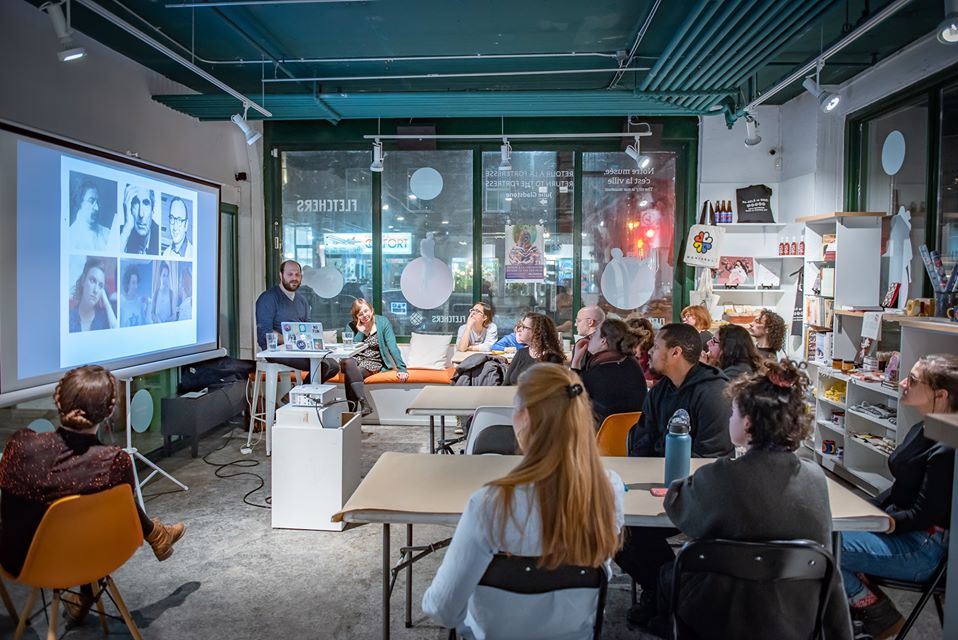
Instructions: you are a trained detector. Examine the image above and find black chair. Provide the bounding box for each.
[448,554,608,639]
[867,553,947,639]
[671,539,834,640]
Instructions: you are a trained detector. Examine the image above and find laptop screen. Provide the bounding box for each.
[281,322,324,351]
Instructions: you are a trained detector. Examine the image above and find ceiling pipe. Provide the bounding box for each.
[638,0,711,92]
[643,0,727,93]
[262,66,652,84]
[74,0,272,117]
[608,0,662,89]
[167,0,371,5]
[361,131,653,141]
[684,0,829,111]
[741,0,915,115]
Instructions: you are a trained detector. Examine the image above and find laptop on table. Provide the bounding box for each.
[281,322,325,352]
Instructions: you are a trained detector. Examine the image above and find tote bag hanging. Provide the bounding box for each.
[683,201,724,269]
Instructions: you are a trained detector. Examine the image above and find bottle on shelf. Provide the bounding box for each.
[778,236,785,256]
[799,237,805,256]
[725,200,734,223]
[791,237,798,255]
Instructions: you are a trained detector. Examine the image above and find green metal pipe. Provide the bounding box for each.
[682,0,831,111]
[652,0,752,93]
[642,0,728,92]
[639,0,713,92]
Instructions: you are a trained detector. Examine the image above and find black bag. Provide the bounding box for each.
[735,184,774,223]
[178,356,255,393]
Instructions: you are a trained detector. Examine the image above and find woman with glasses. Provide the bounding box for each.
[503,313,565,386]
[702,324,765,380]
[456,302,498,352]
[839,354,956,639]
[423,363,623,639]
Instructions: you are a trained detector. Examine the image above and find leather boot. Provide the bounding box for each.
[145,518,185,561]
[62,590,94,623]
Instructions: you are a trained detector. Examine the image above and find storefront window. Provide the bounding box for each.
[381,150,473,336]
[582,151,676,326]
[862,101,928,300]
[280,151,373,333]
[939,84,958,272]
[481,151,574,337]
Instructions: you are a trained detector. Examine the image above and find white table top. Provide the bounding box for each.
[405,386,517,416]
[335,452,893,533]
[256,343,366,360]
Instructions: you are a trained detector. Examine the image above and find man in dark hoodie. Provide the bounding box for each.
[618,322,733,629]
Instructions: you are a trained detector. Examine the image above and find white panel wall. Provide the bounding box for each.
[0,0,266,358]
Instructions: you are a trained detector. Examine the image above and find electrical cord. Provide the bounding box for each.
[201,422,271,509]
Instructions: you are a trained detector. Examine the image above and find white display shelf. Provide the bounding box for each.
[754,254,806,259]
[817,420,845,435]
[847,435,893,459]
[848,377,900,399]
[818,396,846,410]
[846,407,897,432]
[819,368,850,382]
[714,288,786,294]
[717,223,787,231]
[848,469,893,494]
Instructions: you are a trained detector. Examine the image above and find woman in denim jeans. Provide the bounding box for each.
[841,354,956,640]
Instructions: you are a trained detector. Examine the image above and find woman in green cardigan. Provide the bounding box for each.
[342,298,408,414]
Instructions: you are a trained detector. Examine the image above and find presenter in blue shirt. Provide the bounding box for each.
[254,260,340,382]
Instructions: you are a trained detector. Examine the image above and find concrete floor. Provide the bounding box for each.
[0,422,944,639]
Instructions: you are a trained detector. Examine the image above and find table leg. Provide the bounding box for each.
[383,523,391,640]
[440,415,446,450]
[405,524,413,628]
[309,357,320,385]
[429,416,436,455]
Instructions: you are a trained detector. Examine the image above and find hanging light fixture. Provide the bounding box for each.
[499,137,512,171]
[939,0,958,43]
[41,1,86,62]
[230,104,261,145]
[743,115,762,147]
[802,76,841,113]
[624,135,651,169]
[370,139,384,172]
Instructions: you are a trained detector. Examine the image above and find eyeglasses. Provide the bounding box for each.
[469,308,484,315]
[708,337,719,346]
[906,372,926,386]
[519,324,533,331]
[170,215,187,226]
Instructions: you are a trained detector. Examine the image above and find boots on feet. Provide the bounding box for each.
[145,518,185,561]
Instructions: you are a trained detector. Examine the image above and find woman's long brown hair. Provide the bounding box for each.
[487,363,621,569]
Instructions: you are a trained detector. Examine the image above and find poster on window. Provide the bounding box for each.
[505,224,545,282]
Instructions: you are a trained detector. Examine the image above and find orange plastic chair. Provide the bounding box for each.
[1,484,145,640]
[596,411,642,457]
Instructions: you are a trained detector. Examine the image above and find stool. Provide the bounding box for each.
[246,361,303,455]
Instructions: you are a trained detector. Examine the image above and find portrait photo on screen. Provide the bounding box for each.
[68,171,117,252]
[121,184,160,255]
[118,259,152,328]
[150,259,177,324]
[68,255,118,333]
[161,194,194,258]
[177,262,192,321]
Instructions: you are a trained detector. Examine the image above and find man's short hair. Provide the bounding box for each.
[169,197,189,221]
[657,322,703,365]
[582,305,606,323]
[279,259,301,274]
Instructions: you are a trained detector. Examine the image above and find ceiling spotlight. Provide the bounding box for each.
[939,0,958,43]
[802,76,841,113]
[624,136,651,169]
[230,107,261,146]
[370,139,384,172]
[42,1,86,62]
[499,138,512,171]
[744,115,762,147]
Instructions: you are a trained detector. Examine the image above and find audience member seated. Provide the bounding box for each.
[457,302,498,352]
[569,305,605,370]
[703,324,765,380]
[659,361,853,639]
[489,319,526,352]
[504,313,565,386]
[618,322,732,629]
[681,303,713,346]
[254,259,340,380]
[0,365,184,622]
[840,354,956,640]
[749,309,786,360]
[422,363,624,639]
[574,318,648,428]
[626,316,657,383]
[341,298,408,415]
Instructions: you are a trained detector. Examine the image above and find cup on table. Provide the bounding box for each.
[265,332,278,351]
[342,329,354,346]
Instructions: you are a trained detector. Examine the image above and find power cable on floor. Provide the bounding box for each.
[201,421,271,509]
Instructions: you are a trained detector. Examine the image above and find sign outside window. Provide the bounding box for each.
[323,232,412,255]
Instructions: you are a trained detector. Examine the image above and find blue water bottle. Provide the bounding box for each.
[664,409,692,486]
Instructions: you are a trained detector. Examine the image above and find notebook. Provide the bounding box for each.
[281,322,325,352]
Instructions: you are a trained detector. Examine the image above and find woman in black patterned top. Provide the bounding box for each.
[504,313,565,386]
[339,299,408,415]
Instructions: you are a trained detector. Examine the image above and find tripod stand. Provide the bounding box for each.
[122,379,187,509]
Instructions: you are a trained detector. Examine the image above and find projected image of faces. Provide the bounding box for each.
[177,262,192,321]
[121,184,159,255]
[150,260,178,324]
[68,256,118,333]
[161,195,193,259]
[68,172,117,252]
[118,259,152,328]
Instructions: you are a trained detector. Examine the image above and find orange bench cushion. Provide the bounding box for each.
[325,368,454,385]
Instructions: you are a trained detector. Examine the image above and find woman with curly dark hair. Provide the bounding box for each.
[749,309,786,359]
[574,319,648,427]
[653,361,853,639]
[0,365,185,622]
[626,316,657,382]
[504,313,565,386]
[703,324,765,380]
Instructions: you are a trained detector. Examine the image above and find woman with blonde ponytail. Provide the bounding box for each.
[423,363,624,639]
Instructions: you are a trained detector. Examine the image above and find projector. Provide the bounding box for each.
[289,383,338,408]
